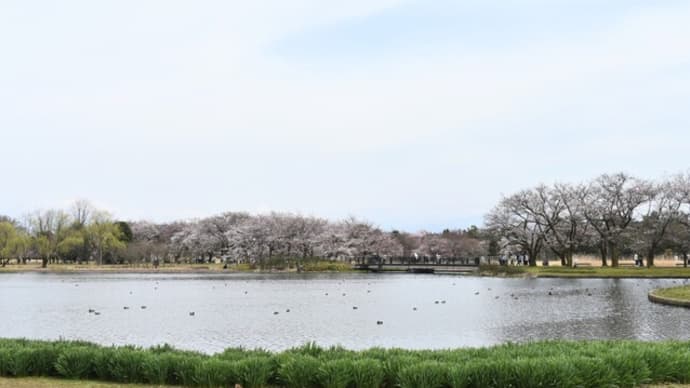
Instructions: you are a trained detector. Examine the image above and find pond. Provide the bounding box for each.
[1,272,689,353]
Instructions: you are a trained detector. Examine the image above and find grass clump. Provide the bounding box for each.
[350,359,385,388]
[301,260,352,272]
[316,359,352,388]
[397,360,448,388]
[277,355,321,388]
[478,264,526,276]
[236,356,274,388]
[193,358,238,387]
[55,346,97,379]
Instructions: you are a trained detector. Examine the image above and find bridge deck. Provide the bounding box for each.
[353,263,478,273]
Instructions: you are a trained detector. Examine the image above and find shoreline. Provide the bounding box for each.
[4,264,690,279]
[0,263,351,275]
[648,285,690,307]
[478,264,690,279]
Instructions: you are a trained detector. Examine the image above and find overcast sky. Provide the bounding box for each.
[2,0,689,232]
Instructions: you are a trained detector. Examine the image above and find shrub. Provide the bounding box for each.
[140,353,171,385]
[397,361,449,388]
[218,347,271,362]
[382,355,418,387]
[351,358,385,388]
[193,358,239,387]
[107,348,149,383]
[28,344,62,376]
[55,346,97,379]
[317,358,353,388]
[5,338,690,387]
[278,355,321,388]
[568,357,618,388]
[92,348,116,381]
[169,354,204,386]
[236,356,274,388]
[508,357,578,388]
[603,350,651,387]
[0,347,15,376]
[479,264,526,275]
[288,342,324,358]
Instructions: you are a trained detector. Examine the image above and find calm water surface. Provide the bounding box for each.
[1,272,690,353]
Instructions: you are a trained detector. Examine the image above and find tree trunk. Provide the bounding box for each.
[646,250,655,268]
[41,257,48,268]
[684,252,688,268]
[608,241,619,267]
[599,242,608,267]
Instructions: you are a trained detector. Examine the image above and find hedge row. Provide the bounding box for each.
[1,338,690,387]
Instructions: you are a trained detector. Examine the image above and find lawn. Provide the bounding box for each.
[653,285,690,299]
[524,266,690,278]
[0,377,171,387]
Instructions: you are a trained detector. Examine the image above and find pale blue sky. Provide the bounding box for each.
[1,1,689,232]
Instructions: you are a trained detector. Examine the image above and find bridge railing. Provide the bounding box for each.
[359,256,496,267]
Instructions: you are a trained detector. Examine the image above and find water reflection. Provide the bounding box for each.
[0,272,689,353]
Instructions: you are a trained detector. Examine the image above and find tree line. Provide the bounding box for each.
[486,172,690,267]
[4,171,687,269]
[0,200,127,268]
[123,214,484,268]
[0,201,484,268]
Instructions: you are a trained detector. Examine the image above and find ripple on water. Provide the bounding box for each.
[0,273,688,353]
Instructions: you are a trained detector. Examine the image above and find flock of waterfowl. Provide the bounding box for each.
[80,277,688,327]
[82,280,465,326]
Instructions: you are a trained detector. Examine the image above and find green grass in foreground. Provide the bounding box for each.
[3,339,690,387]
[0,377,172,387]
[12,381,686,388]
[653,285,690,300]
[5,378,682,388]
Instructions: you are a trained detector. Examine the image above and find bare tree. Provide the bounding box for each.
[27,209,71,267]
[630,176,687,266]
[582,173,653,267]
[70,199,94,228]
[486,191,545,266]
[536,184,590,267]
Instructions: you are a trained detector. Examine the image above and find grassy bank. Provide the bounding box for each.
[528,266,690,278]
[479,264,690,278]
[2,339,690,387]
[652,285,690,300]
[648,285,690,308]
[0,260,352,274]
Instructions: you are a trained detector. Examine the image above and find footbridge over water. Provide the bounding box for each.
[352,262,479,274]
